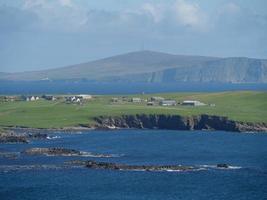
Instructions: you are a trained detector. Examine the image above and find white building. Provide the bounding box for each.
[151,96,165,102]
[131,98,142,103]
[27,96,39,101]
[78,94,92,100]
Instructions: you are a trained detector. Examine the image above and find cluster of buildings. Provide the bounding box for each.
[22,96,40,101]
[1,93,211,107]
[110,96,208,107]
[65,94,92,103]
[1,94,93,104]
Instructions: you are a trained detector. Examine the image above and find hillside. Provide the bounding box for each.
[1,51,266,83]
[0,91,266,129]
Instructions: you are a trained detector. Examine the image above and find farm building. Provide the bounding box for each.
[111,98,119,103]
[78,94,92,100]
[147,101,155,106]
[131,98,142,103]
[42,95,56,101]
[24,96,39,101]
[65,96,82,103]
[3,96,18,102]
[151,96,165,102]
[182,100,205,106]
[160,100,177,106]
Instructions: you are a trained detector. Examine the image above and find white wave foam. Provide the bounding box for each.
[46,136,61,140]
[199,164,242,170]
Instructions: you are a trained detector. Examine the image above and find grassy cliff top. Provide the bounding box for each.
[0,91,266,129]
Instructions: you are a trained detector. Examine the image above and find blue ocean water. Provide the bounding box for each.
[0,81,266,94]
[0,130,267,200]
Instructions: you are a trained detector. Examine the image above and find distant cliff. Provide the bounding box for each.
[93,114,267,132]
[1,51,266,83]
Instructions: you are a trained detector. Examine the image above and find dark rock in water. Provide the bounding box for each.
[0,131,48,143]
[23,147,113,157]
[0,132,28,143]
[23,148,82,156]
[27,132,48,139]
[0,152,19,159]
[70,160,197,172]
[217,164,229,168]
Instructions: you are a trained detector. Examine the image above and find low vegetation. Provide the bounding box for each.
[0,91,266,129]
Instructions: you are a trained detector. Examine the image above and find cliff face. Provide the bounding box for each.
[94,114,267,132]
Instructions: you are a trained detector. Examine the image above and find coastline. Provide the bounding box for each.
[1,114,267,134]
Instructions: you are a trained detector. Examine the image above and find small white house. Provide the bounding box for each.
[71,96,76,102]
[27,96,39,101]
[65,96,82,103]
[182,100,205,106]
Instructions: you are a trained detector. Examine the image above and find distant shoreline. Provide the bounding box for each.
[1,81,267,95]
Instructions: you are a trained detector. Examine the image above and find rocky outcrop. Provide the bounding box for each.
[23,147,114,157]
[27,132,48,139]
[94,114,267,132]
[217,164,229,168]
[0,131,48,143]
[0,131,28,143]
[69,160,197,172]
[23,148,82,156]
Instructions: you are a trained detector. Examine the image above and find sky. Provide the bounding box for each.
[0,0,266,72]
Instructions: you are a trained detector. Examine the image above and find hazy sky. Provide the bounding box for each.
[0,0,267,72]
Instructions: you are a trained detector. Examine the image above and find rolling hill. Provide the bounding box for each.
[1,51,266,83]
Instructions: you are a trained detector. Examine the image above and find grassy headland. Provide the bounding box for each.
[0,91,266,129]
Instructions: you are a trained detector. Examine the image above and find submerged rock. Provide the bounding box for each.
[0,152,19,159]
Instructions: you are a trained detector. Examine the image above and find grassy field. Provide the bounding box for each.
[0,91,266,129]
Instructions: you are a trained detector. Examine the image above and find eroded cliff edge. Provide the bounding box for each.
[93,114,267,132]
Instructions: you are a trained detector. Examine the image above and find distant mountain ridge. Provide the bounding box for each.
[1,51,266,83]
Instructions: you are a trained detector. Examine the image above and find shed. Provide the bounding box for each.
[160,100,177,106]
[182,100,205,106]
[131,98,142,103]
[151,96,165,102]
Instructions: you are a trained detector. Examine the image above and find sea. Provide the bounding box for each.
[0,81,266,94]
[0,130,267,200]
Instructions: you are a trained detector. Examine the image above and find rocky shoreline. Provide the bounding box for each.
[93,114,267,132]
[1,114,266,136]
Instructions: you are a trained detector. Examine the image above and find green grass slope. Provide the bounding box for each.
[0,91,266,129]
